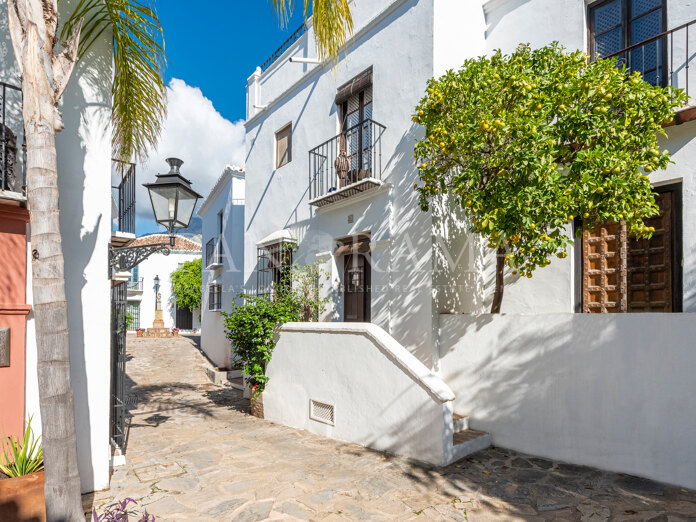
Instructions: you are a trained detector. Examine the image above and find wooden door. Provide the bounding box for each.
[176,307,193,330]
[582,221,627,313]
[627,190,674,312]
[344,254,371,322]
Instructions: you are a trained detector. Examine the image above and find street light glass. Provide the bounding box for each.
[143,158,202,233]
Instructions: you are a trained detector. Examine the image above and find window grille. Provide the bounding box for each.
[256,241,294,298]
[209,284,222,311]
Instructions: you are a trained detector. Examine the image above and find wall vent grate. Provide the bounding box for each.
[309,399,335,426]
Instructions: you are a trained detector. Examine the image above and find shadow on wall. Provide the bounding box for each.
[438,313,696,487]
[484,0,532,40]
[56,20,112,491]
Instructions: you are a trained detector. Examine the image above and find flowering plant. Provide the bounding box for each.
[92,498,154,521]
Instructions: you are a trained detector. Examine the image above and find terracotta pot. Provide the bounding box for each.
[136,330,144,337]
[173,330,179,336]
[250,387,264,419]
[0,471,46,522]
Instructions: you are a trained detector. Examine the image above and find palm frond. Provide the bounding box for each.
[269,0,353,65]
[61,0,166,163]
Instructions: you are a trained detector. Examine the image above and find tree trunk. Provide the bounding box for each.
[490,246,505,313]
[8,1,84,519]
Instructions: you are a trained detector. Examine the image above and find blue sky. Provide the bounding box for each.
[157,1,308,122]
[133,2,308,236]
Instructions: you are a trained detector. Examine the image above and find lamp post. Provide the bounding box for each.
[109,158,202,274]
[153,274,160,303]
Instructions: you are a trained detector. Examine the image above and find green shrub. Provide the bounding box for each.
[222,262,328,393]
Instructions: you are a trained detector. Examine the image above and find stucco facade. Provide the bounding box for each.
[198,166,245,369]
[244,0,696,488]
[1,0,114,493]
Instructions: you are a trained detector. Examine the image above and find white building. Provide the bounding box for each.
[0,0,114,493]
[243,0,696,488]
[198,166,245,369]
[126,234,202,331]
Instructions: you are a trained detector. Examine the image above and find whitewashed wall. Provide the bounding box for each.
[245,0,439,366]
[199,168,245,369]
[266,323,456,466]
[439,313,696,489]
[136,246,202,330]
[1,0,114,493]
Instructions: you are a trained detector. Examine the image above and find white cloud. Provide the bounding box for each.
[135,78,245,233]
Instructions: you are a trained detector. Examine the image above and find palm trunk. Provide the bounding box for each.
[26,121,83,522]
[8,1,84,519]
[490,246,505,313]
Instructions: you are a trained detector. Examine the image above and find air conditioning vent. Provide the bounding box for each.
[309,399,335,426]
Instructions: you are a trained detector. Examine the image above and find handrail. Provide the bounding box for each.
[308,118,387,204]
[595,18,695,101]
[261,23,308,72]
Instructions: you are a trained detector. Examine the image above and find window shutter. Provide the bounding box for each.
[276,124,292,168]
[628,191,673,312]
[582,221,627,313]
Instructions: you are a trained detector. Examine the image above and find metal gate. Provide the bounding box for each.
[110,281,127,452]
[176,306,193,330]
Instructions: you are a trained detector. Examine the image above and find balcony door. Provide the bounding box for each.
[589,0,666,86]
[338,77,373,186]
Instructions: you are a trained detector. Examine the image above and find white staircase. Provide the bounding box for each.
[444,413,492,465]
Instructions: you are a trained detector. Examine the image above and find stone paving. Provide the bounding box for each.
[84,335,696,521]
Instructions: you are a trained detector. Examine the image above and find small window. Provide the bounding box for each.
[256,241,294,298]
[208,284,222,311]
[275,123,292,169]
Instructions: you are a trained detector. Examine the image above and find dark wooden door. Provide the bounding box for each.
[628,190,675,312]
[176,306,193,329]
[344,254,370,322]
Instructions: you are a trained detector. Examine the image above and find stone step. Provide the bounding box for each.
[453,413,469,433]
[449,429,492,463]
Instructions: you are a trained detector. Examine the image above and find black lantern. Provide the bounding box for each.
[154,275,160,294]
[143,158,202,244]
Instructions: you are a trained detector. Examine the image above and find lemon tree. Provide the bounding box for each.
[413,43,686,312]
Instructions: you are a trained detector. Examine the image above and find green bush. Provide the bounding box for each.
[222,262,328,393]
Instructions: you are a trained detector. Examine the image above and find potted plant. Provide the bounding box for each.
[136,328,145,337]
[0,418,46,522]
[171,327,180,336]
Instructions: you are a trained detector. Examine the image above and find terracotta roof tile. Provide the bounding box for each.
[130,234,202,252]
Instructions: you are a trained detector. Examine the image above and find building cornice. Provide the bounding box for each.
[197,165,244,217]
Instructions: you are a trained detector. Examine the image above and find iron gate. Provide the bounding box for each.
[110,281,127,452]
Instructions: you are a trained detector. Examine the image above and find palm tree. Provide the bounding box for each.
[6,0,352,519]
[7,1,165,519]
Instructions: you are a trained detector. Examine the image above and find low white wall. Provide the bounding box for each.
[439,313,696,488]
[265,323,455,466]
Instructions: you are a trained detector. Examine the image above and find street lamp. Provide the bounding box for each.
[143,158,203,247]
[109,158,202,274]
[154,275,160,295]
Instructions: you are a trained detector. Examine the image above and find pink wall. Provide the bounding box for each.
[0,203,31,439]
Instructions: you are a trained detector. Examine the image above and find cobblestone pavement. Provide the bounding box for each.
[84,335,696,521]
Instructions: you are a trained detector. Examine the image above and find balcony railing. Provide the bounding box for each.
[206,237,223,268]
[261,23,308,72]
[127,278,144,291]
[112,160,136,235]
[308,119,386,208]
[600,19,695,106]
[1,82,26,194]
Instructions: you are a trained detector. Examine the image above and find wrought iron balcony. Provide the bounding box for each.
[1,82,26,195]
[127,278,144,291]
[308,119,386,208]
[597,19,696,117]
[206,237,223,268]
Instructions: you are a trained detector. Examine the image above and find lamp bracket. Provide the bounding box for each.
[109,241,172,274]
